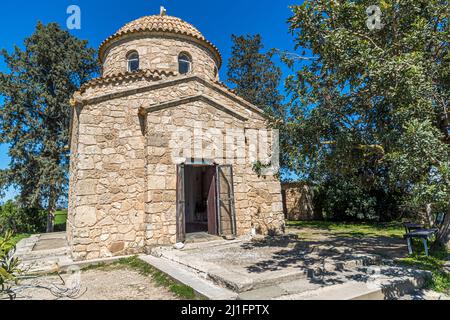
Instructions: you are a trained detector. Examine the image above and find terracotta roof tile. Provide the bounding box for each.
[117,16,204,39]
[78,69,177,94]
[99,15,222,68]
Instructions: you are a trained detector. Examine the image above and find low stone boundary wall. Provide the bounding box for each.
[281,182,319,221]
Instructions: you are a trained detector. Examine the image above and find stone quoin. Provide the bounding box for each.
[68,11,285,261]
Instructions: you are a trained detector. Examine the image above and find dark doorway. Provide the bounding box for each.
[176,163,237,243]
[184,165,217,235]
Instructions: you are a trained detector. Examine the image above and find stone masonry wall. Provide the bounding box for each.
[68,75,285,260]
[281,183,316,221]
[67,107,80,245]
[144,100,285,246]
[102,34,219,81]
[68,97,147,261]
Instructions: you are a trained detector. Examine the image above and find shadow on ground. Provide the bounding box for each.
[239,228,408,286]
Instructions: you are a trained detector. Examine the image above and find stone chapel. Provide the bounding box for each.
[68,11,285,261]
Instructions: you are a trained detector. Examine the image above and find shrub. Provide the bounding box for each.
[314,179,376,221]
[0,231,22,299]
[0,200,47,235]
[312,176,405,222]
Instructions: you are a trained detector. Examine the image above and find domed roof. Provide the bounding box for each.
[99,15,222,68]
[118,15,205,40]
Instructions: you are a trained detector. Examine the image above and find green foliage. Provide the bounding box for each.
[227,34,284,118]
[0,22,99,231]
[0,200,46,235]
[317,179,377,220]
[54,210,68,226]
[387,120,449,212]
[252,160,276,178]
[281,0,449,221]
[397,242,449,293]
[0,231,22,299]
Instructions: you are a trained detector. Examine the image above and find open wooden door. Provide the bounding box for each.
[176,164,186,242]
[207,171,217,235]
[216,165,237,237]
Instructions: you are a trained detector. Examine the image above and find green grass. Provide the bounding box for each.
[287,220,405,238]
[82,256,198,300]
[396,241,449,294]
[116,257,197,299]
[289,220,449,294]
[54,209,68,232]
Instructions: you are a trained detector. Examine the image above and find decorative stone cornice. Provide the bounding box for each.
[77,69,177,94]
[138,94,249,122]
[72,74,265,118]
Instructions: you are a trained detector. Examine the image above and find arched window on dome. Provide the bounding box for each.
[127,51,140,72]
[178,53,192,75]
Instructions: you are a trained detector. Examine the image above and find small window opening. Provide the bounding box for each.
[127,52,140,72]
[178,53,192,74]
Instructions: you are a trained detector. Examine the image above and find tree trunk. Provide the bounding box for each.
[46,211,54,233]
[46,191,56,233]
[436,202,450,250]
[425,203,433,227]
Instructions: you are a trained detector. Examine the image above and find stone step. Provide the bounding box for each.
[16,248,71,261]
[152,237,245,255]
[19,254,72,264]
[152,248,308,293]
[21,259,70,274]
[148,248,429,300]
[13,235,40,256]
[306,254,382,275]
[237,278,325,300]
[153,246,384,294]
[156,253,379,293]
[239,266,431,300]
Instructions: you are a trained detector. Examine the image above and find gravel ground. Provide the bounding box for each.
[9,267,178,300]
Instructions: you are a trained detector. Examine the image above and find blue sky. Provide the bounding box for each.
[0,0,302,202]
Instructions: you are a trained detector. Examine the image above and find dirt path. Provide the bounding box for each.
[11,267,178,300]
[287,226,407,260]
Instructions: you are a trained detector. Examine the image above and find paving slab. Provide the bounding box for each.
[33,233,67,251]
[186,232,223,243]
[38,232,67,240]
